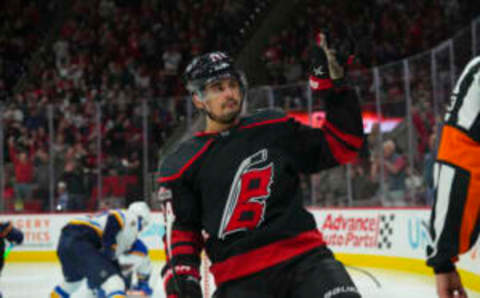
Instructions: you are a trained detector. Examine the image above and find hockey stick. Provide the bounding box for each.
[345,265,382,288]
[163,200,183,296]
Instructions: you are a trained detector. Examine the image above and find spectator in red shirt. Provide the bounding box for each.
[8,136,35,211]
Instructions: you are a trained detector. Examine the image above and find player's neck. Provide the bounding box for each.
[205,118,238,133]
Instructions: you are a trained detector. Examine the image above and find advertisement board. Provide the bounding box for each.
[1,212,166,260]
[3,208,479,281]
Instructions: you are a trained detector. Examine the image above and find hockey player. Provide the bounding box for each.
[0,221,24,270]
[0,221,23,298]
[50,201,151,298]
[121,238,153,297]
[88,238,153,297]
[158,33,363,297]
[427,56,480,298]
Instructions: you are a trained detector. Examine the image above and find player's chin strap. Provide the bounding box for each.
[163,200,183,297]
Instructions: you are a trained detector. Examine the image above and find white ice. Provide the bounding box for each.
[1,262,480,298]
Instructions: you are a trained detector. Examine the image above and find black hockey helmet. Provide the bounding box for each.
[184,51,247,100]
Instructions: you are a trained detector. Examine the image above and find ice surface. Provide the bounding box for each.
[1,262,479,298]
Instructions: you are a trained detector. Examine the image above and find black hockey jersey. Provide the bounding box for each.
[158,88,364,286]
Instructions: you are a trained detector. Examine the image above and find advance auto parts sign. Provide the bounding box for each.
[313,209,396,252]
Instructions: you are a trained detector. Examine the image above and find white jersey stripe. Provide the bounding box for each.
[457,70,480,130]
[430,164,455,258]
[448,56,480,127]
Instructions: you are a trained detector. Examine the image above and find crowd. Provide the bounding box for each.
[0,0,59,101]
[261,0,479,85]
[1,0,477,212]
[260,0,478,207]
[309,78,440,207]
[1,0,271,212]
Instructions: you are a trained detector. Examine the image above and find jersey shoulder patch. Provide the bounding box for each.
[239,108,288,128]
[158,137,213,183]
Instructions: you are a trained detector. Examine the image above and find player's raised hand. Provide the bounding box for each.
[436,271,468,298]
[310,30,353,92]
[316,32,344,80]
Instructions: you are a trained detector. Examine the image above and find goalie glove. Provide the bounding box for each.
[162,265,202,298]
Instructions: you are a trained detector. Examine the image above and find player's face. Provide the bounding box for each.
[201,78,242,124]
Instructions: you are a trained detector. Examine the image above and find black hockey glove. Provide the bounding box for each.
[6,226,23,245]
[309,30,354,91]
[162,265,202,298]
[310,42,332,90]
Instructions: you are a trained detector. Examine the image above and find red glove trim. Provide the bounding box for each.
[309,75,333,91]
[163,265,201,291]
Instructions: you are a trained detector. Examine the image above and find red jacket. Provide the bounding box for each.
[9,144,34,183]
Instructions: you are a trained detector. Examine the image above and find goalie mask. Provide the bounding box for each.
[184,51,248,102]
[128,201,151,232]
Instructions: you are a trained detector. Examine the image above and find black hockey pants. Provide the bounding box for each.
[213,247,361,298]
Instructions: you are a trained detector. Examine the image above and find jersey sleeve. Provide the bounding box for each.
[102,210,125,252]
[157,149,205,285]
[160,180,203,268]
[427,57,480,273]
[0,221,23,244]
[283,87,364,173]
[0,221,13,239]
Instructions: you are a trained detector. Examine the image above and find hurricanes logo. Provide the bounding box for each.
[218,149,274,239]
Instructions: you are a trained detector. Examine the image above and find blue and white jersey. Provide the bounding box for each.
[68,209,140,258]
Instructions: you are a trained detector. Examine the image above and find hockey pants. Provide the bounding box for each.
[213,248,361,298]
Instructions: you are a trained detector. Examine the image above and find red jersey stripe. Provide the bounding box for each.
[324,121,363,149]
[158,139,214,183]
[171,245,197,257]
[240,117,289,130]
[209,229,325,286]
[171,230,203,247]
[324,132,358,163]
